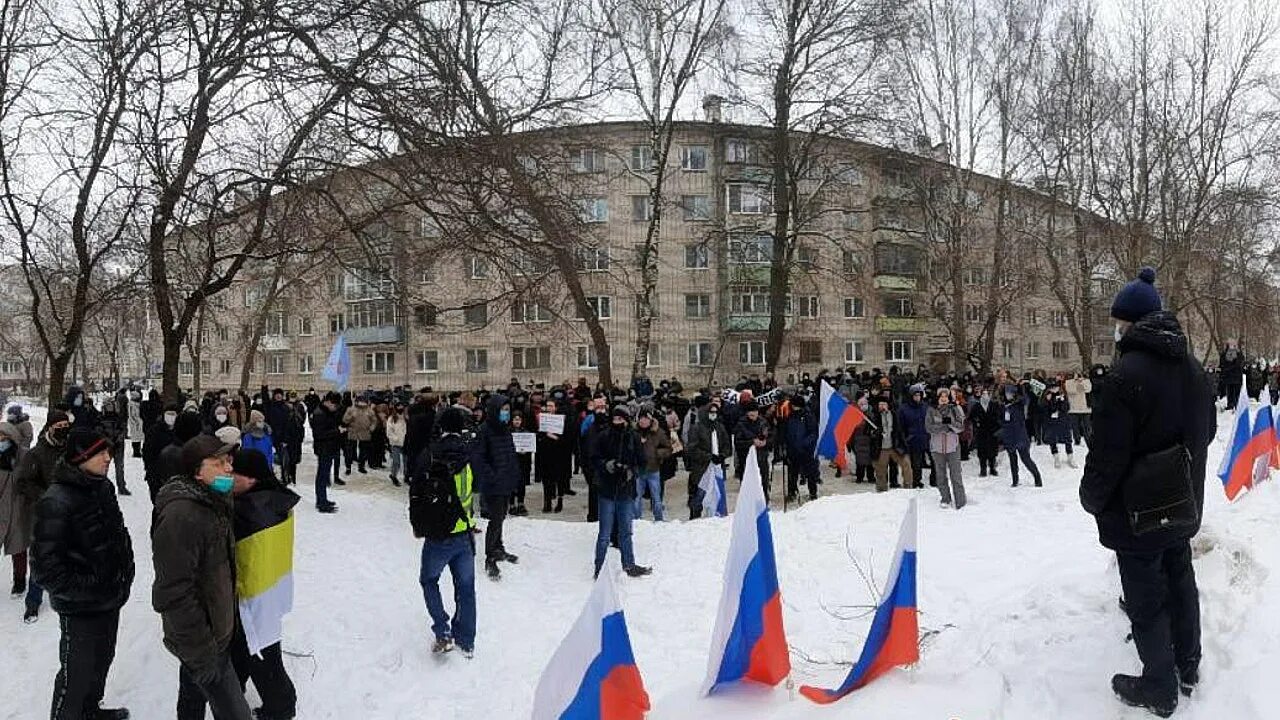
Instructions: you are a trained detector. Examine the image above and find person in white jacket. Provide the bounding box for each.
[1066,373,1092,446]
[126,390,145,457]
[385,405,408,487]
[926,387,966,510]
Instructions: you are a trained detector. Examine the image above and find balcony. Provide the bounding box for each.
[873,274,918,291]
[260,336,290,352]
[728,265,771,284]
[345,325,404,345]
[876,317,927,333]
[726,314,792,333]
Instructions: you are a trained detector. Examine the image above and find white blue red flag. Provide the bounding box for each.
[321,334,351,392]
[531,563,650,720]
[698,464,727,518]
[801,498,919,704]
[1254,387,1277,483]
[703,447,790,694]
[1219,383,1257,501]
[816,380,866,472]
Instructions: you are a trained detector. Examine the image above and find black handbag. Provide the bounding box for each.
[1123,443,1198,536]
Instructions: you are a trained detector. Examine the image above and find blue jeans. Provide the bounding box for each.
[315,453,338,507]
[419,534,477,650]
[27,578,43,610]
[389,447,404,479]
[634,471,664,521]
[595,497,636,574]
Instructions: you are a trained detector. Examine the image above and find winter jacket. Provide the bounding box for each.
[30,462,135,615]
[685,409,730,483]
[152,476,237,671]
[470,394,520,496]
[126,397,144,440]
[535,412,573,483]
[997,392,1032,450]
[925,403,965,454]
[342,404,378,442]
[385,416,407,448]
[969,399,1002,451]
[241,424,275,466]
[783,404,820,475]
[869,406,907,458]
[637,424,672,473]
[1066,378,1092,415]
[140,391,162,431]
[732,415,772,478]
[309,404,344,457]
[99,409,127,450]
[897,399,930,453]
[593,424,644,500]
[1081,311,1216,554]
[14,436,61,505]
[281,404,306,464]
[0,428,29,555]
[1041,393,1073,445]
[261,388,291,446]
[403,401,436,478]
[65,387,101,430]
[9,418,33,450]
[143,419,175,486]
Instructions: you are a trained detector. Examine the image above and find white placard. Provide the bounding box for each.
[513,432,537,454]
[538,414,565,435]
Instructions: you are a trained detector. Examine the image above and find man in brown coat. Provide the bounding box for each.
[341,397,377,475]
[152,434,252,720]
[634,410,672,521]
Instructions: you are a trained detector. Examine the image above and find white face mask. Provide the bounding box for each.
[215,412,228,421]
[164,412,177,427]
[1115,323,1126,343]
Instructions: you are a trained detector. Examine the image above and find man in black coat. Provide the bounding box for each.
[470,394,519,580]
[402,394,437,481]
[1081,268,1216,718]
[308,392,345,513]
[591,406,650,579]
[969,388,1002,477]
[31,428,134,720]
[1218,340,1244,408]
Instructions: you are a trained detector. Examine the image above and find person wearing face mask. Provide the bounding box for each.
[13,410,75,622]
[998,383,1042,488]
[1042,383,1076,469]
[579,397,611,522]
[153,434,253,720]
[153,411,205,504]
[592,406,650,578]
[31,427,134,719]
[1066,373,1094,447]
[470,394,520,580]
[684,399,729,520]
[143,404,181,499]
[64,387,101,430]
[970,386,1002,477]
[210,404,233,434]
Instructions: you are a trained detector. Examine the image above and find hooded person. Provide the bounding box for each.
[6,403,34,450]
[125,390,145,457]
[898,383,934,487]
[240,409,274,467]
[469,394,520,580]
[31,427,134,720]
[12,410,75,620]
[0,421,30,597]
[143,403,182,499]
[152,434,253,720]
[153,411,206,503]
[64,387,101,430]
[1081,268,1216,717]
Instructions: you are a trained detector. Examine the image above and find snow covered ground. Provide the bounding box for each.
[2,403,1278,719]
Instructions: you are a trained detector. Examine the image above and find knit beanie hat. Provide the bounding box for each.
[438,407,466,434]
[1111,267,1162,323]
[214,426,242,447]
[65,427,112,465]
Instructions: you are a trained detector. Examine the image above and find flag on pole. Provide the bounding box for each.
[531,563,650,720]
[1218,383,1256,501]
[1253,387,1277,483]
[801,498,919,704]
[815,380,866,472]
[321,334,351,392]
[698,464,728,518]
[703,447,790,694]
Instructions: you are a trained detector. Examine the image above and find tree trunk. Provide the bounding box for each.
[46,354,70,407]
[161,331,182,404]
[765,24,796,375]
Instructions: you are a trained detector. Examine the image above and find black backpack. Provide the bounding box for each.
[408,456,466,540]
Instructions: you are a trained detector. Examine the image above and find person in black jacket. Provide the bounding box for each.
[470,394,520,580]
[1218,341,1243,408]
[782,395,819,503]
[142,404,180,501]
[1080,268,1215,718]
[732,401,773,496]
[308,393,345,513]
[31,428,134,720]
[402,393,437,481]
[592,406,651,579]
[64,387,101,431]
[279,395,307,486]
[535,399,572,514]
[969,388,1002,477]
[98,398,129,496]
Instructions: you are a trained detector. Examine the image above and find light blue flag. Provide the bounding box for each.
[321,334,350,391]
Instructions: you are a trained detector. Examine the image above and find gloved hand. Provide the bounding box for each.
[711,454,724,466]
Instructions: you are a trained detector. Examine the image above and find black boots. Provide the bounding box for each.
[1178,665,1199,697]
[485,559,501,580]
[1111,674,1177,718]
[624,565,653,578]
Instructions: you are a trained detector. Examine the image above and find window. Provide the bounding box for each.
[266,354,286,375]
[1052,341,1071,359]
[364,352,395,374]
[297,317,312,336]
[265,311,287,336]
[1000,339,1016,359]
[874,244,921,276]
[512,346,552,370]
[739,341,766,365]
[465,349,488,373]
[329,313,346,334]
[578,296,612,320]
[469,256,490,280]
[842,250,861,274]
[179,361,194,376]
[414,303,439,328]
[200,360,211,376]
[571,147,603,173]
[685,244,709,269]
[645,344,660,368]
[884,340,914,362]
[728,233,772,264]
[464,302,488,327]
[416,350,439,373]
[838,166,865,186]
[681,145,708,171]
[219,359,233,375]
[298,354,314,374]
[577,246,611,272]
[1025,308,1040,326]
[727,183,770,214]
[628,145,652,172]
[578,197,609,223]
[844,340,866,364]
[327,271,344,297]
[345,300,397,328]
[999,307,1012,323]
[1025,341,1041,359]
[576,345,603,369]
[512,251,551,276]
[843,298,865,319]
[682,195,711,221]
[726,138,759,164]
[217,327,230,342]
[797,340,822,364]
[796,245,818,271]
[731,286,772,314]
[1051,310,1068,328]
[242,286,264,308]
[198,328,209,345]
[842,210,864,230]
[798,296,820,318]
[884,297,915,318]
[510,301,551,324]
[418,216,441,239]
[688,342,713,367]
[963,268,987,287]
[419,264,437,284]
[631,195,653,222]
[342,269,393,300]
[965,304,985,323]
[685,294,711,319]
[1095,340,1115,359]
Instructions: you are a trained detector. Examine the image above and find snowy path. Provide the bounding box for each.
[2,406,1277,719]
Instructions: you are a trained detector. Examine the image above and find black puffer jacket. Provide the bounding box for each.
[309,403,344,457]
[403,400,436,478]
[470,394,519,496]
[592,423,643,500]
[1080,311,1216,553]
[30,462,135,615]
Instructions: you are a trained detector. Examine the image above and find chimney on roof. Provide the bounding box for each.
[702,94,725,123]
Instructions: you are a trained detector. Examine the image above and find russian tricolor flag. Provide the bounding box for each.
[1256,387,1279,479]
[1219,383,1257,501]
[532,564,650,720]
[703,446,790,694]
[698,464,728,518]
[801,498,919,704]
[816,380,866,472]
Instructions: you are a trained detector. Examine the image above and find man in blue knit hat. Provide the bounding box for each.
[1080,267,1216,718]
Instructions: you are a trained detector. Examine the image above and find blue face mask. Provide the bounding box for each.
[499,409,511,423]
[210,475,234,495]
[0,439,11,452]
[73,396,83,407]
